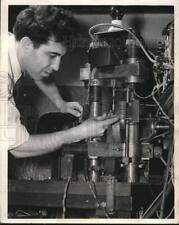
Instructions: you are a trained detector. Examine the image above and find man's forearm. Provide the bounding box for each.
[10,114,120,158]
[10,127,82,158]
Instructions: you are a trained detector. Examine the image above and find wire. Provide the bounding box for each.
[84,174,111,218]
[152,85,174,126]
[15,210,31,217]
[88,23,156,64]
[156,210,161,218]
[133,89,154,100]
[159,156,167,167]
[141,177,172,218]
[62,177,71,219]
[165,206,174,218]
[156,84,173,117]
[142,131,170,142]
[133,84,161,100]
[159,131,174,218]
[132,80,165,101]
[87,179,98,200]
[151,131,170,140]
[141,189,163,218]
[170,154,174,186]
[152,93,173,126]
[148,49,156,58]
[153,71,161,97]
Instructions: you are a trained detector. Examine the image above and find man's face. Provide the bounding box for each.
[24,37,67,80]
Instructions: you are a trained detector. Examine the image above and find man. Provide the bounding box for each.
[8,6,119,158]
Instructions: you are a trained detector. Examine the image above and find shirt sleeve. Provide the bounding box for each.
[8,97,30,150]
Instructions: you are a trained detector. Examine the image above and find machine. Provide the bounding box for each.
[8,6,174,219]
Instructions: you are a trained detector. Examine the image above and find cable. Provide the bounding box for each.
[156,84,173,118]
[159,156,167,167]
[150,131,170,141]
[133,84,161,100]
[140,131,169,142]
[141,189,163,218]
[88,23,156,64]
[165,206,174,218]
[87,179,98,201]
[170,154,174,186]
[148,49,156,58]
[133,89,154,100]
[15,210,31,217]
[153,71,161,97]
[62,177,71,219]
[142,178,172,218]
[152,85,174,126]
[84,172,111,218]
[152,93,173,126]
[132,79,165,101]
[159,132,174,218]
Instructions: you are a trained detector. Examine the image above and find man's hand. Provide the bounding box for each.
[34,80,83,117]
[60,101,83,117]
[76,113,120,139]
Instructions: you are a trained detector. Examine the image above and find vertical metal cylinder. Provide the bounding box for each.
[117,101,127,120]
[125,86,130,157]
[128,123,139,158]
[126,38,137,58]
[89,157,99,182]
[114,101,126,144]
[127,123,139,183]
[111,80,116,113]
[88,79,102,182]
[89,80,102,117]
[125,121,129,157]
[106,176,115,214]
[128,162,138,183]
[90,102,102,118]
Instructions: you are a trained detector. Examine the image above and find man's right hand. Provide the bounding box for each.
[76,113,120,140]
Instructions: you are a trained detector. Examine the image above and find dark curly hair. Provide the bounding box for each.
[13,6,77,48]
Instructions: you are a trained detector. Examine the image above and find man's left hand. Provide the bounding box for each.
[60,102,83,117]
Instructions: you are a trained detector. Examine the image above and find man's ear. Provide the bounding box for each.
[19,37,34,54]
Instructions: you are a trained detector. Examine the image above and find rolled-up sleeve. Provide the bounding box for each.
[8,98,29,150]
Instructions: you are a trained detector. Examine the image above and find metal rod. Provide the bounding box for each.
[89,157,99,182]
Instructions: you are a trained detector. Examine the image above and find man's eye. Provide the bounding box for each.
[49,54,56,58]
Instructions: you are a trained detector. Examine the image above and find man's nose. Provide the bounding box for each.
[51,56,61,71]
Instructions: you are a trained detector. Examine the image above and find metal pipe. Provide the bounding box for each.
[125,121,129,157]
[88,79,103,181]
[89,157,99,182]
[111,80,116,113]
[125,86,130,158]
[128,123,139,158]
[127,123,139,183]
[89,79,103,118]
[106,176,115,214]
[90,102,102,118]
